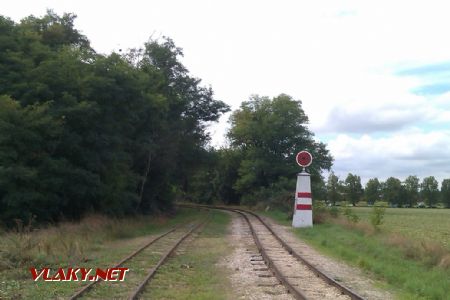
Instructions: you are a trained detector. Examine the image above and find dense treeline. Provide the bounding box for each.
[0,11,229,224]
[0,11,335,226]
[326,172,450,208]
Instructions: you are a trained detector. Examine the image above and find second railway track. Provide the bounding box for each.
[69,217,207,300]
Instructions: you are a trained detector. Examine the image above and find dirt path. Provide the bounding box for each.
[220,213,394,300]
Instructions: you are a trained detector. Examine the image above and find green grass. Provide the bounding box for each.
[142,210,232,299]
[261,207,450,300]
[0,208,210,299]
[351,207,450,250]
[296,223,450,300]
[259,209,291,226]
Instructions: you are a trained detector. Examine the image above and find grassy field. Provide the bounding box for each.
[352,207,450,250]
[0,208,218,299]
[262,207,450,300]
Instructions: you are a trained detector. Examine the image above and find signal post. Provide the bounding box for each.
[292,151,313,228]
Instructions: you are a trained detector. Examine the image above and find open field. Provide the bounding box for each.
[352,207,450,250]
[262,208,450,300]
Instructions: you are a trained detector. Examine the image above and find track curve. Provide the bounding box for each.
[179,204,365,300]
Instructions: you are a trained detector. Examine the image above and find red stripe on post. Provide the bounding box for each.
[297,192,312,198]
[296,204,312,210]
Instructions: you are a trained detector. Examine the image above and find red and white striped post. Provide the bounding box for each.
[293,151,313,228]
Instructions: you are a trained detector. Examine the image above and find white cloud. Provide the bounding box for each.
[328,130,450,184]
[3,0,450,183]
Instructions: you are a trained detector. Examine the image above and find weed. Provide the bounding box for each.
[370,207,385,230]
[294,222,450,299]
[313,201,327,224]
[343,207,360,223]
[329,206,340,218]
[439,254,450,269]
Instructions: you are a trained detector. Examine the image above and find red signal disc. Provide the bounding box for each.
[296,151,312,167]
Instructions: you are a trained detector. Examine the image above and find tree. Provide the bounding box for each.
[344,173,363,206]
[215,148,243,205]
[0,96,96,222]
[441,179,450,208]
[421,176,439,207]
[383,177,402,206]
[227,94,333,204]
[0,12,229,224]
[404,175,419,207]
[326,172,341,205]
[365,178,381,205]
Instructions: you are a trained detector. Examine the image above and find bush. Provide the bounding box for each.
[241,177,296,211]
[343,207,359,223]
[313,201,327,224]
[370,206,385,229]
[329,206,340,218]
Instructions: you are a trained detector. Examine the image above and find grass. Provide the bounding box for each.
[0,208,210,299]
[351,207,450,250]
[262,207,450,300]
[142,210,232,300]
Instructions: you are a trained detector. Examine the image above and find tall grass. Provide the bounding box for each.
[297,222,450,299]
[0,213,171,270]
[262,206,450,299]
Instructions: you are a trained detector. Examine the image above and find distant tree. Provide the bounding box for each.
[421,176,439,207]
[383,177,402,206]
[404,175,419,207]
[227,94,333,204]
[326,172,341,205]
[312,176,327,202]
[215,148,243,205]
[441,179,450,208]
[345,173,363,206]
[365,178,381,205]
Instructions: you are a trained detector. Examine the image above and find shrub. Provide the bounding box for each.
[313,201,327,224]
[370,206,385,229]
[343,207,359,223]
[329,206,340,218]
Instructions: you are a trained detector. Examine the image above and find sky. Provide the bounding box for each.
[2,0,450,185]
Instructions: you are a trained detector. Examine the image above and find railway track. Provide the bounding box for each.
[179,204,365,300]
[69,219,206,300]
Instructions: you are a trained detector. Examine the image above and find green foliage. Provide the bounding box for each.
[312,200,328,224]
[0,12,229,224]
[404,175,419,207]
[365,178,381,205]
[344,173,363,206]
[421,176,439,207]
[441,179,450,208]
[370,206,386,229]
[326,171,341,205]
[329,206,340,218]
[295,222,450,300]
[343,207,360,223]
[383,177,403,207]
[227,94,333,206]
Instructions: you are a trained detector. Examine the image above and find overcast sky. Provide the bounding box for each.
[2,0,450,185]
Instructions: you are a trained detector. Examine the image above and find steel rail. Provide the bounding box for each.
[178,204,365,300]
[177,203,306,299]
[69,226,178,300]
[237,209,308,299]
[236,208,365,300]
[128,220,206,300]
